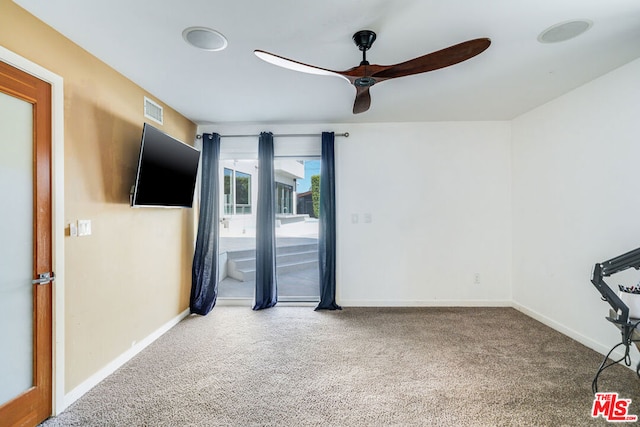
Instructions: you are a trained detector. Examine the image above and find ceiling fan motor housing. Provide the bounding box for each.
[353,30,376,51]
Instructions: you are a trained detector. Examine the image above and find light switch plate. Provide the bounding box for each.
[69,222,78,237]
[78,219,92,236]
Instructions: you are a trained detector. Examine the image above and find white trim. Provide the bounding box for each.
[0,46,66,415]
[512,302,638,370]
[217,298,512,308]
[63,308,190,409]
[338,299,513,307]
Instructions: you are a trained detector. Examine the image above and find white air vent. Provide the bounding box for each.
[144,97,163,125]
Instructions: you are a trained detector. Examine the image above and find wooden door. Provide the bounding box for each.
[0,60,53,427]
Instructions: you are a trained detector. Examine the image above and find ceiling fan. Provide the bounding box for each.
[255,30,491,114]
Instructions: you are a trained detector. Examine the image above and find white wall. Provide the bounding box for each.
[336,122,512,306]
[201,121,513,306]
[511,57,640,362]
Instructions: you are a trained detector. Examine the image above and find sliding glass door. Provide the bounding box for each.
[217,157,320,302]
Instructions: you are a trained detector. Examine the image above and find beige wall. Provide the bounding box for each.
[1,0,196,392]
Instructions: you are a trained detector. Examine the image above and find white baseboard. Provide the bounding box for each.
[512,302,639,369]
[339,299,512,307]
[61,308,190,412]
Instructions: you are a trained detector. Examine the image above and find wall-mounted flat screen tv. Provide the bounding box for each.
[131,123,200,208]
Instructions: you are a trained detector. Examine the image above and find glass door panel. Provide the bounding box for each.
[275,159,320,302]
[218,160,257,299]
[0,91,34,405]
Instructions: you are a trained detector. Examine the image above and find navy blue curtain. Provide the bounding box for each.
[190,133,220,315]
[316,132,341,310]
[253,132,278,310]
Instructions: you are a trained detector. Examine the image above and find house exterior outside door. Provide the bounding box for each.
[0,60,53,426]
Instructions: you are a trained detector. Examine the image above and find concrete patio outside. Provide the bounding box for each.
[217,217,320,301]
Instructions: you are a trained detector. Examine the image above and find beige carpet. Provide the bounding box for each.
[41,307,640,426]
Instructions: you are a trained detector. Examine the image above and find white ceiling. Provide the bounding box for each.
[13,0,640,125]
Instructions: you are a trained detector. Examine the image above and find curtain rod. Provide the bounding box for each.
[196,132,349,139]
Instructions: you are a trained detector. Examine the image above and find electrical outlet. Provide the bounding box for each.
[474,273,481,284]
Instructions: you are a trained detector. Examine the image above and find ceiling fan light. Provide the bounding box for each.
[538,20,593,44]
[182,27,228,51]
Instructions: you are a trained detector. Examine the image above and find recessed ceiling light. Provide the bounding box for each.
[538,20,593,44]
[182,27,228,51]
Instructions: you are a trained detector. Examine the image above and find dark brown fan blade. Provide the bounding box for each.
[373,38,491,80]
[353,86,371,114]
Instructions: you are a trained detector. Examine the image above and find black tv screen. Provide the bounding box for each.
[131,123,200,208]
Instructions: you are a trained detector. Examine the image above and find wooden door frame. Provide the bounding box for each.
[0,46,65,417]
